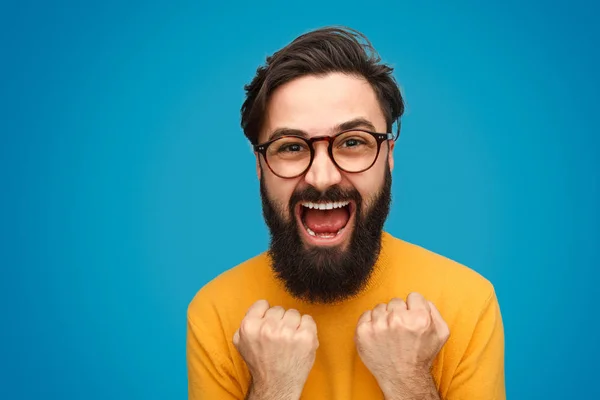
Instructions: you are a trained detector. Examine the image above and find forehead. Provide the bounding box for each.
[260,72,386,142]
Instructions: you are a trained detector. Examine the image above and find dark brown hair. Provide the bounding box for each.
[240,26,405,145]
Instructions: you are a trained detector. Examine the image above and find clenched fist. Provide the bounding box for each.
[233,300,319,400]
[355,293,450,398]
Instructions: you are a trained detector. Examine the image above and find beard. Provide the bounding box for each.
[259,165,392,305]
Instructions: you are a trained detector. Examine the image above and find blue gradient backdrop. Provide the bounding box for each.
[1,0,598,398]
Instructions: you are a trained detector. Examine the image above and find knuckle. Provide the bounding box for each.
[259,320,277,338]
[269,305,285,314]
[254,299,269,307]
[284,309,300,320]
[374,322,388,333]
[302,314,316,327]
[410,310,432,329]
[440,323,451,340]
[441,330,450,342]
[295,328,312,340]
[356,321,371,335]
[388,310,403,327]
[408,291,424,300]
[240,317,258,333]
[296,328,316,345]
[280,325,296,340]
[358,310,371,321]
[282,321,299,331]
[389,298,406,309]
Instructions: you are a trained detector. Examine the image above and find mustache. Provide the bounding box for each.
[289,185,362,210]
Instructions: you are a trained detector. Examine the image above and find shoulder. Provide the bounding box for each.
[383,232,496,309]
[187,251,275,326]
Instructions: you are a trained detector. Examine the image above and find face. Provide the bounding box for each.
[257,72,395,304]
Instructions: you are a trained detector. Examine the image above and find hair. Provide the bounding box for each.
[240,26,405,145]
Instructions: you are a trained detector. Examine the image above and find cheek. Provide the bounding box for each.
[263,173,299,218]
[347,167,387,211]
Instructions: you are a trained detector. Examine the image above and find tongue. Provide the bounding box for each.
[303,207,349,233]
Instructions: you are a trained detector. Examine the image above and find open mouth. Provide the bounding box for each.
[295,200,355,245]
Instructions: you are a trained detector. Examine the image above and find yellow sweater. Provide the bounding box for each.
[187,232,505,399]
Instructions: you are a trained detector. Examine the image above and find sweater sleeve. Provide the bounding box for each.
[446,289,506,400]
[186,303,244,400]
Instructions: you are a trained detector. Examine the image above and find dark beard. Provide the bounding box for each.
[260,166,392,305]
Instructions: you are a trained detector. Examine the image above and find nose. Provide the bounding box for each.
[304,142,342,191]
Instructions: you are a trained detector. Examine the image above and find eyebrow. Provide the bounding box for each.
[266,117,378,142]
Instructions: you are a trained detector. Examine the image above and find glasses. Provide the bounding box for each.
[253,129,394,179]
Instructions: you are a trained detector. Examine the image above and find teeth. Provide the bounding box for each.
[304,224,345,238]
[317,232,335,238]
[301,201,349,210]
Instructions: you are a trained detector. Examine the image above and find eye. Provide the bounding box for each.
[340,138,366,148]
[278,143,305,153]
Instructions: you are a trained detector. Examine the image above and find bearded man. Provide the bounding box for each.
[186,26,505,400]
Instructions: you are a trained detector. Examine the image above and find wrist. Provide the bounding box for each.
[378,368,434,399]
[248,376,303,400]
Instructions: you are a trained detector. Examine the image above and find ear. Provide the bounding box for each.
[255,152,262,180]
[387,140,395,172]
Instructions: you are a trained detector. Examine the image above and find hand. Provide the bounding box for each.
[233,300,319,399]
[354,293,450,397]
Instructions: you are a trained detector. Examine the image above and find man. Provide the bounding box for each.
[187,27,505,400]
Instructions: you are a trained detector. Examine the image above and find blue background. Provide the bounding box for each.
[1,0,598,398]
